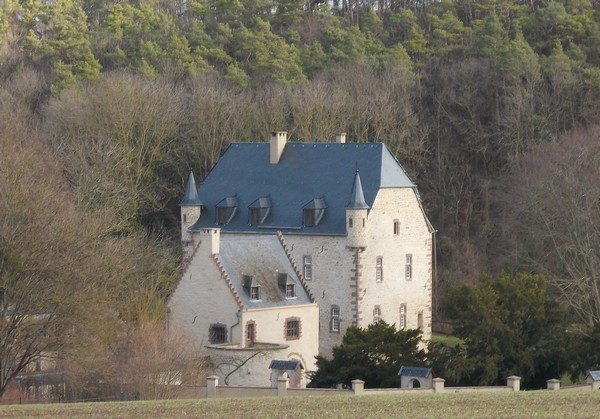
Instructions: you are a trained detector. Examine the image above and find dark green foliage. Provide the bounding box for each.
[443,272,573,389]
[308,322,426,388]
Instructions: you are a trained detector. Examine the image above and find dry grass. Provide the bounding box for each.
[1,390,599,418]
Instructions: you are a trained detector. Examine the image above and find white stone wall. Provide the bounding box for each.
[169,231,319,387]
[282,234,354,357]
[357,188,432,341]
[180,205,201,243]
[208,345,289,387]
[168,237,240,349]
[240,304,319,375]
[285,187,433,357]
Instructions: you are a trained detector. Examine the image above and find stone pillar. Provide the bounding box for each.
[277,377,289,396]
[207,376,219,398]
[433,377,445,393]
[546,379,560,391]
[352,379,365,395]
[507,376,521,392]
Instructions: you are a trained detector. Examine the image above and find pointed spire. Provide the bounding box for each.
[346,170,369,209]
[180,170,202,206]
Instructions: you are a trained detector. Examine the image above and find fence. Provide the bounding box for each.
[197,375,522,399]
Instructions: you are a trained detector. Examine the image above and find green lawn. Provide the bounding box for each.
[431,332,463,346]
[1,390,599,418]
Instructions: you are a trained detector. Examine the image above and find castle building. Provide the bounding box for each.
[168,132,433,387]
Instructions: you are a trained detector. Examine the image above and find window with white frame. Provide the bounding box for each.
[250,286,261,300]
[373,306,381,324]
[330,305,340,333]
[303,255,312,280]
[376,256,383,282]
[286,284,296,298]
[405,254,412,280]
[399,304,407,329]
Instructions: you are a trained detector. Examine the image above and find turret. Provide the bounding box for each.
[180,170,202,244]
[345,170,369,249]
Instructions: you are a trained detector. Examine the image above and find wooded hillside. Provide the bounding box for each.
[2,0,600,397]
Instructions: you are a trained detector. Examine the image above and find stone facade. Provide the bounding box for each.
[168,133,433,385]
[281,188,432,356]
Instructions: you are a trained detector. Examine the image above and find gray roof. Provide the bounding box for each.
[218,235,313,309]
[398,366,432,377]
[588,370,600,381]
[269,360,303,370]
[180,170,202,206]
[346,170,369,209]
[189,142,415,235]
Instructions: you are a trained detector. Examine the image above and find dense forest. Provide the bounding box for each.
[2,0,600,397]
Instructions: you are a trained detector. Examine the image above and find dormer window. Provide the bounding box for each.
[216,196,238,225]
[302,198,326,227]
[278,273,296,298]
[249,197,271,226]
[243,275,261,301]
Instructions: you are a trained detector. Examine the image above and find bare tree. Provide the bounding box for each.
[499,126,600,331]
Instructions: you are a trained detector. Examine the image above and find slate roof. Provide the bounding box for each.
[218,235,313,308]
[269,360,304,370]
[189,142,415,235]
[346,170,369,209]
[587,370,600,381]
[397,366,432,378]
[180,170,202,206]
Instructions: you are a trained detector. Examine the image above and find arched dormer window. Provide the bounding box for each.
[216,196,238,225]
[303,198,326,227]
[248,197,271,226]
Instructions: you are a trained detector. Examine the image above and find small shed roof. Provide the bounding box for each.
[269,360,303,371]
[587,370,600,381]
[397,366,432,378]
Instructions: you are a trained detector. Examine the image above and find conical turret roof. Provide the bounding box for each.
[180,170,202,206]
[346,170,369,209]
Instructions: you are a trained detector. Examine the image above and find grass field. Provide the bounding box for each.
[0,390,599,418]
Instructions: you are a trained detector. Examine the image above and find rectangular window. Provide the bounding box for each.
[246,322,255,345]
[250,286,261,300]
[405,254,412,280]
[249,208,261,225]
[394,220,399,235]
[303,255,312,280]
[373,306,381,324]
[286,284,296,298]
[376,257,383,282]
[209,324,227,344]
[285,318,300,340]
[400,304,407,330]
[303,209,315,227]
[216,207,228,225]
[418,311,424,330]
[331,306,340,333]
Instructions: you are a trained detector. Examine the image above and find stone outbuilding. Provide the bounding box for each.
[586,370,600,389]
[270,359,304,388]
[398,366,434,389]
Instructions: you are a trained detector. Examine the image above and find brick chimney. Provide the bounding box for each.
[336,133,346,143]
[270,131,287,164]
